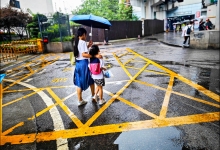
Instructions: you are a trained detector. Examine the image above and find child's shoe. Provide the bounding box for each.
[99,99,106,105]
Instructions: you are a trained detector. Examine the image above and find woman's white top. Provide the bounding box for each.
[76,40,88,60]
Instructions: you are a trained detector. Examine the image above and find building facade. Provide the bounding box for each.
[0,0,54,15]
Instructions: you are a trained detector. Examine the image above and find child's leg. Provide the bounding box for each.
[95,85,99,96]
[98,86,103,100]
[77,87,83,101]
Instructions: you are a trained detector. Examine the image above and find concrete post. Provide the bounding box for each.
[215,1,219,30]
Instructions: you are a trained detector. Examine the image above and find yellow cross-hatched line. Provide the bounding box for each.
[1,112,219,145]
[159,76,175,118]
[3,56,60,91]
[125,66,169,76]
[2,122,24,136]
[6,75,27,80]
[26,66,34,73]
[126,48,220,102]
[104,90,158,119]
[123,55,138,65]
[113,53,133,79]
[46,88,84,128]
[2,89,42,107]
[83,62,150,128]
[134,80,220,108]
[117,51,130,58]
[28,92,77,121]
[3,85,74,93]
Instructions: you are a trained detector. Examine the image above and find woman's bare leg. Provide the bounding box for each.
[90,84,95,96]
[77,87,83,101]
[98,86,103,100]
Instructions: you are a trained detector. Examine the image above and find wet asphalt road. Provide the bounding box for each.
[1,39,219,150]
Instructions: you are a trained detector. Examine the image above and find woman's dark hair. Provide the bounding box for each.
[89,45,99,57]
[74,28,87,57]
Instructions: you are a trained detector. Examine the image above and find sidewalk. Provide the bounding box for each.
[144,32,183,47]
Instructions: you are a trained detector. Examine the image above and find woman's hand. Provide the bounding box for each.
[95,54,103,59]
[87,40,93,48]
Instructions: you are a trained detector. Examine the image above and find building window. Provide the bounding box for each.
[154,12,156,19]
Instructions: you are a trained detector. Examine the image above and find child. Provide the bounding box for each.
[89,45,106,105]
[73,28,102,106]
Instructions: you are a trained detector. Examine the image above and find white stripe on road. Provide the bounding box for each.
[3,79,68,150]
[9,71,23,77]
[24,78,33,83]
[37,69,46,75]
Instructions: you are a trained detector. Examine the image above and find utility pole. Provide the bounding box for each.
[37,14,43,39]
[57,12,62,42]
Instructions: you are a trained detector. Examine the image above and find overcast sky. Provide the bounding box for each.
[52,0,83,14]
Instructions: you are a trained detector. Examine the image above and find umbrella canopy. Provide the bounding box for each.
[70,14,112,29]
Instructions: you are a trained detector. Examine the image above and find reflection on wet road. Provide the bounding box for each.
[1,41,219,150]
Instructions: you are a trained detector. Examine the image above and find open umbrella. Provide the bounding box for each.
[70,14,112,40]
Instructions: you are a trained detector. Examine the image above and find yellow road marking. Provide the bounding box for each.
[2,89,42,107]
[104,90,158,119]
[2,122,24,136]
[3,56,60,91]
[52,78,68,83]
[28,92,77,120]
[117,51,129,58]
[125,66,169,76]
[123,55,138,65]
[84,62,150,127]
[159,76,175,118]
[134,80,220,108]
[113,53,133,79]
[126,48,220,102]
[1,112,219,145]
[46,89,83,128]
[26,66,34,73]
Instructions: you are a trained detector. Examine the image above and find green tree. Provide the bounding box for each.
[72,0,138,21]
[0,5,31,40]
[27,14,48,38]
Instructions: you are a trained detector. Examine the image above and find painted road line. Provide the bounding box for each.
[134,80,220,108]
[159,76,175,118]
[104,90,158,119]
[3,85,73,93]
[26,66,34,73]
[117,51,129,58]
[123,55,138,65]
[28,92,77,120]
[2,79,68,149]
[3,56,60,91]
[125,66,169,76]
[1,112,219,145]
[84,62,150,128]
[52,78,68,83]
[2,122,24,136]
[113,53,133,79]
[37,69,46,74]
[47,88,84,128]
[126,48,220,102]
[2,89,42,107]
[24,78,33,83]
[9,71,24,77]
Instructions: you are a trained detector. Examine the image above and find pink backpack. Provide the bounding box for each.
[90,58,101,75]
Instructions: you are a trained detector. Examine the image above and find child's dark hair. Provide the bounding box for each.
[89,45,99,57]
[74,28,87,57]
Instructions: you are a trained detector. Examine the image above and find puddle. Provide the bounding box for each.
[114,127,183,150]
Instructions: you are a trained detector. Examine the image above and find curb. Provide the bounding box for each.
[145,37,182,47]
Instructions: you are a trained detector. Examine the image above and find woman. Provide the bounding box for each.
[199,19,205,31]
[73,28,102,106]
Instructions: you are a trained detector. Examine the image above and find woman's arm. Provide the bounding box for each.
[82,52,103,59]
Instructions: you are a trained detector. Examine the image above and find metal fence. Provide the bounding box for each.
[72,21,142,42]
[144,19,164,36]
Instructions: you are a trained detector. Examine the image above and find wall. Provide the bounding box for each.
[72,21,142,42]
[207,5,217,25]
[144,19,164,36]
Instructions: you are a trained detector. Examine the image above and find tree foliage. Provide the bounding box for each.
[27,14,48,38]
[0,5,31,40]
[72,0,139,21]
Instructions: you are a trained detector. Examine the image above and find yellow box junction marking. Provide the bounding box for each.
[0,50,219,146]
[63,68,73,72]
[52,78,68,83]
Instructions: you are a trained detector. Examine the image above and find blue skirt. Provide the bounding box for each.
[74,59,94,91]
